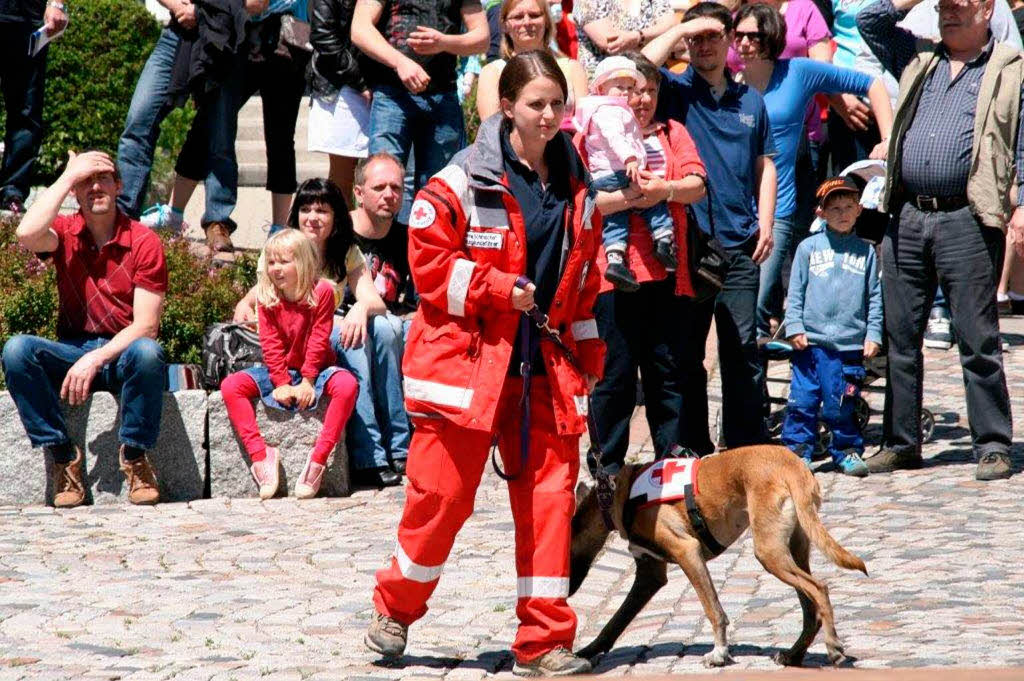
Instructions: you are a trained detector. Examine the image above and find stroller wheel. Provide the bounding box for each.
[854,396,871,430]
[921,408,936,443]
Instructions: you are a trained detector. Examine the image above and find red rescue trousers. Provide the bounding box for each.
[372,376,581,662]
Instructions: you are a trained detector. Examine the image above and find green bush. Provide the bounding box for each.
[0,0,193,188]
[159,237,257,365]
[0,215,257,387]
[463,81,482,143]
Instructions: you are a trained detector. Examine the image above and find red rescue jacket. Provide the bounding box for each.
[402,115,606,436]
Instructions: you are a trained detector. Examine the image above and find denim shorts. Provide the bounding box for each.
[242,365,345,412]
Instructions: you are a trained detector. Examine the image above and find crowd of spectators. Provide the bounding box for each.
[2,0,1023,509]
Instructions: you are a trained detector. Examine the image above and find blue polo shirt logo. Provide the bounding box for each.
[738,113,755,128]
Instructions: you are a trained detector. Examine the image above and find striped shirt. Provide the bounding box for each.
[643,134,668,178]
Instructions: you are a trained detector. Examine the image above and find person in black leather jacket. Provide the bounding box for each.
[307,0,372,200]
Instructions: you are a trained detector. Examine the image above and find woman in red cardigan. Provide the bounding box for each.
[582,53,712,472]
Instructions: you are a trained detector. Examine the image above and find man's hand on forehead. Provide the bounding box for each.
[62,151,117,188]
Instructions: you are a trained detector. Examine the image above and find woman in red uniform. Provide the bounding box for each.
[364,51,605,677]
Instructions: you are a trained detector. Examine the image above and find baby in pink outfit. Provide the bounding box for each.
[574,56,675,292]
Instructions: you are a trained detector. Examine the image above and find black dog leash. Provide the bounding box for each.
[490,276,616,531]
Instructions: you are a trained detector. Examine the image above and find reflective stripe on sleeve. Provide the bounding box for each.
[448,258,475,317]
[571,319,599,341]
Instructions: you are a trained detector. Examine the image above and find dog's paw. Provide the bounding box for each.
[827,644,847,666]
[703,647,734,667]
[773,650,804,667]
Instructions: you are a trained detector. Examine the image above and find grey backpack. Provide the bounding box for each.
[202,322,264,389]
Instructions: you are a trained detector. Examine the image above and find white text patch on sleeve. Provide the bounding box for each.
[465,231,504,249]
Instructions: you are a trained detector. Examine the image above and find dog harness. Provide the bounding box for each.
[623,454,727,558]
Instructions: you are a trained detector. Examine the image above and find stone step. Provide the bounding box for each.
[235,97,324,186]
[238,161,330,188]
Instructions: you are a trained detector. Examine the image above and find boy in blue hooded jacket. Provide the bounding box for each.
[783,177,883,476]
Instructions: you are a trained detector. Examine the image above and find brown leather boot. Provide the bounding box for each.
[204,221,234,253]
[119,446,160,505]
[52,446,86,508]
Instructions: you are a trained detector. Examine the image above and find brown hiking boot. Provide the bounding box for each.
[865,448,923,473]
[364,610,408,658]
[513,647,592,677]
[52,446,86,508]
[204,221,234,253]
[976,451,1013,481]
[119,447,160,505]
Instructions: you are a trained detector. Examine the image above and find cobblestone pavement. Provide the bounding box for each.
[2,320,1024,680]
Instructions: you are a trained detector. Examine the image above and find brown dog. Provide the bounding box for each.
[569,445,866,667]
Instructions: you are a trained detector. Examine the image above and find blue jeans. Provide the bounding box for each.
[1,335,166,450]
[782,345,865,461]
[332,314,411,470]
[117,27,182,219]
[368,85,465,212]
[757,215,797,337]
[591,171,674,251]
[0,23,48,204]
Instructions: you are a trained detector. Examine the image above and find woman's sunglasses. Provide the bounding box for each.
[733,30,765,43]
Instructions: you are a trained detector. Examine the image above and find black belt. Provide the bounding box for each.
[909,194,969,212]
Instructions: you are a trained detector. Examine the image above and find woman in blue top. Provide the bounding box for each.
[733,3,892,340]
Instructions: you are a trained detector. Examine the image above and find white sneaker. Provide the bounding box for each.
[140,203,184,231]
[923,312,953,350]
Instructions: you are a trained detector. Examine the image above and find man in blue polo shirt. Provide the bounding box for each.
[643,2,777,451]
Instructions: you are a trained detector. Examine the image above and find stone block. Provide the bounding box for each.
[0,390,207,506]
[207,391,350,498]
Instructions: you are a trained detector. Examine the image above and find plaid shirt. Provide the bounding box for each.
[858,0,1024,203]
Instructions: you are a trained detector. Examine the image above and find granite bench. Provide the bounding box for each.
[0,390,207,505]
[206,391,350,499]
[0,389,350,505]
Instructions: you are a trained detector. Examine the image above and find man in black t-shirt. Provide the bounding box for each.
[0,0,65,215]
[340,152,417,488]
[351,0,488,212]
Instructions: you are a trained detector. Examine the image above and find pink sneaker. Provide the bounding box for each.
[295,455,325,499]
[250,446,281,500]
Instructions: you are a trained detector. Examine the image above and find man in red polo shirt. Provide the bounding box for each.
[2,150,168,508]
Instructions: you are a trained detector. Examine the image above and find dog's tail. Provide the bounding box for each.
[789,469,867,575]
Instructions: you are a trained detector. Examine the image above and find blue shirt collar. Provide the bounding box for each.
[684,65,744,101]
